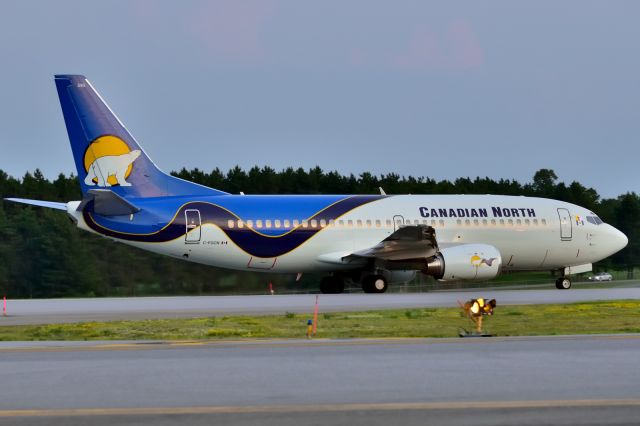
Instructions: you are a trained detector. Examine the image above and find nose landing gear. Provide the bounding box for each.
[555,277,572,289]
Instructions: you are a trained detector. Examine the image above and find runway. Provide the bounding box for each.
[2,285,640,325]
[1,335,640,425]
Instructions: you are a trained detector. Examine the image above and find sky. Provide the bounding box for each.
[0,0,638,198]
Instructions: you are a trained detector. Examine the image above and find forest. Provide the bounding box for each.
[0,167,637,298]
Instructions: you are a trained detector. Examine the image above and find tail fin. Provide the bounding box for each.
[54,75,227,198]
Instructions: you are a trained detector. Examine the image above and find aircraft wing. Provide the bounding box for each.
[348,225,439,261]
[4,198,67,210]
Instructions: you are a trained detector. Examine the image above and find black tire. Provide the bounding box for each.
[362,275,388,293]
[319,276,345,294]
[555,277,571,290]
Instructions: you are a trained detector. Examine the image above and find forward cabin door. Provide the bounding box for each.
[185,209,201,243]
[557,208,572,241]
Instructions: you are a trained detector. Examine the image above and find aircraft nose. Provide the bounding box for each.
[606,225,628,255]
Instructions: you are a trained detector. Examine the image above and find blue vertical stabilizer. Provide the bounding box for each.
[55,75,227,198]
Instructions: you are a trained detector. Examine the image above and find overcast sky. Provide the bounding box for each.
[0,0,638,198]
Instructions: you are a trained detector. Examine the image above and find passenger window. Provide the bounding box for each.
[356,220,363,228]
[533,219,538,226]
[541,219,547,225]
[524,219,530,226]
[274,220,281,229]
[499,219,505,226]
[386,219,392,227]
[311,219,318,228]
[473,219,479,226]
[238,220,244,228]
[348,220,354,228]
[293,220,300,227]
[246,220,253,228]
[320,219,327,228]
[338,220,344,227]
[375,220,381,228]
[255,220,263,229]
[329,219,335,227]
[439,220,445,227]
[284,220,290,228]
[465,220,471,226]
[457,220,462,226]
[265,220,272,228]
[302,220,308,228]
[491,219,496,226]
[482,219,488,226]
[227,220,235,229]
[365,219,372,228]
[508,219,514,226]
[516,219,521,225]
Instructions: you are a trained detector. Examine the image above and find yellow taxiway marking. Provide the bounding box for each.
[1,334,640,353]
[2,399,640,417]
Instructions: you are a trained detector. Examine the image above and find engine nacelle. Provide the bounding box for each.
[424,244,502,281]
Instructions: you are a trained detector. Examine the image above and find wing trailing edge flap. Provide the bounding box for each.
[77,189,140,216]
[347,225,439,261]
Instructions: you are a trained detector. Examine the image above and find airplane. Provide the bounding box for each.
[4,75,628,294]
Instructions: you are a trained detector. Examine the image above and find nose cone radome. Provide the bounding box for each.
[607,225,628,255]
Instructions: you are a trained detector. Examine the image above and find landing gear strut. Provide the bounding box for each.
[362,274,388,293]
[555,277,571,290]
[320,275,345,294]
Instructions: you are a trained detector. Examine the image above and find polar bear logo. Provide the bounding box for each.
[84,150,142,187]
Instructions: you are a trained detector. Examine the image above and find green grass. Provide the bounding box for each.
[1,300,639,341]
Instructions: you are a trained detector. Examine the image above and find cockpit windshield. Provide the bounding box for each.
[586,215,603,225]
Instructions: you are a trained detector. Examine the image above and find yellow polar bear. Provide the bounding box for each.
[84,150,142,187]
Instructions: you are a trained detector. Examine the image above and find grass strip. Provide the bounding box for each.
[0,300,639,341]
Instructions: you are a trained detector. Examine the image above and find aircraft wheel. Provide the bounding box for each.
[320,276,345,294]
[362,275,388,293]
[555,277,571,290]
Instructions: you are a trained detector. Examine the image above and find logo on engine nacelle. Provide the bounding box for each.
[471,255,497,267]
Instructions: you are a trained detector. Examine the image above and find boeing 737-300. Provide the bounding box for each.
[4,75,629,293]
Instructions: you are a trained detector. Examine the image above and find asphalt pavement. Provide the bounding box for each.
[1,335,639,425]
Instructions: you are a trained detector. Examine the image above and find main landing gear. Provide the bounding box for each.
[555,276,572,290]
[319,275,345,294]
[319,273,389,294]
[361,274,388,293]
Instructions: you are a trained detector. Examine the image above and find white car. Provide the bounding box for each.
[588,272,613,282]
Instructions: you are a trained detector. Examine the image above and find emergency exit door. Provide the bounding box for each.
[185,209,201,243]
[393,215,405,232]
[557,208,572,241]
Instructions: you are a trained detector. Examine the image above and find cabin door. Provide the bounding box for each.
[185,209,202,243]
[393,215,405,232]
[557,208,572,241]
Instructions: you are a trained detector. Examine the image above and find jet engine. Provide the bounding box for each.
[423,244,502,281]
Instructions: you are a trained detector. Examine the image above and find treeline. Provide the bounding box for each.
[0,168,638,298]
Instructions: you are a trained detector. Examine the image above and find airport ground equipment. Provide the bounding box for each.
[459,298,496,337]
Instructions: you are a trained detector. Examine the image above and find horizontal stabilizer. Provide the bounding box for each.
[77,189,140,216]
[4,198,67,211]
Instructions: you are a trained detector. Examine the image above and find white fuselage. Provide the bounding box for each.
[69,194,627,276]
